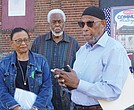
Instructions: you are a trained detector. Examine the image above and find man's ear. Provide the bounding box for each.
[101,20,106,27]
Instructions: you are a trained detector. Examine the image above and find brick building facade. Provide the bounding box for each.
[0,0,99,59]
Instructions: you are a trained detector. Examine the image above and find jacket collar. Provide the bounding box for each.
[11,50,36,66]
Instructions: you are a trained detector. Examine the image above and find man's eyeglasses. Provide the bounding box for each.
[12,38,30,45]
[78,20,102,28]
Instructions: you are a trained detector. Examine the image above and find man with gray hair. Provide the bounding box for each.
[31,9,79,110]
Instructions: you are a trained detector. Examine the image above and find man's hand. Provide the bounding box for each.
[51,68,79,89]
[12,106,23,110]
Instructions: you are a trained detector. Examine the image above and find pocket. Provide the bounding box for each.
[34,71,43,86]
[4,72,9,79]
[4,72,16,89]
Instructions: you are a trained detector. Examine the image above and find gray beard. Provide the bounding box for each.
[87,36,101,45]
[50,27,63,37]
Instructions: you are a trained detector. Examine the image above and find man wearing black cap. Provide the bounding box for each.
[51,6,131,110]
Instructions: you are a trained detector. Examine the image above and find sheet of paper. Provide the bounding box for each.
[14,88,37,109]
[98,72,134,110]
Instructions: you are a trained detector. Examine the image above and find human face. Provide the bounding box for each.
[79,15,106,45]
[10,31,30,54]
[49,13,65,37]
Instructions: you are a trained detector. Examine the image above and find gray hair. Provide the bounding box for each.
[47,9,66,23]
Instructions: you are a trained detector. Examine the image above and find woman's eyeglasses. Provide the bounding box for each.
[78,20,102,28]
[12,38,30,45]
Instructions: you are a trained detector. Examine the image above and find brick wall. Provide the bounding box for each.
[0,0,99,59]
[33,0,99,44]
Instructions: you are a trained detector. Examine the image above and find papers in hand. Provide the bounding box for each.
[14,88,37,109]
[98,72,134,110]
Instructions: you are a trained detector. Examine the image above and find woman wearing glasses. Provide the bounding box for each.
[0,27,53,110]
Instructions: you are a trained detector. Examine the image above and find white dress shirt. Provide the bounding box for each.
[71,32,131,106]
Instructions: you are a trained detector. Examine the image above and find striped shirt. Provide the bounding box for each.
[31,32,79,110]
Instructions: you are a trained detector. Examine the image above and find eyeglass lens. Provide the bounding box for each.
[14,38,30,44]
[78,21,94,28]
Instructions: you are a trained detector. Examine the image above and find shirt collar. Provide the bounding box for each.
[96,32,109,47]
[85,32,109,49]
[85,42,91,49]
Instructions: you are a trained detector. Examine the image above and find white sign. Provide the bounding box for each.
[115,9,134,29]
[8,0,26,16]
